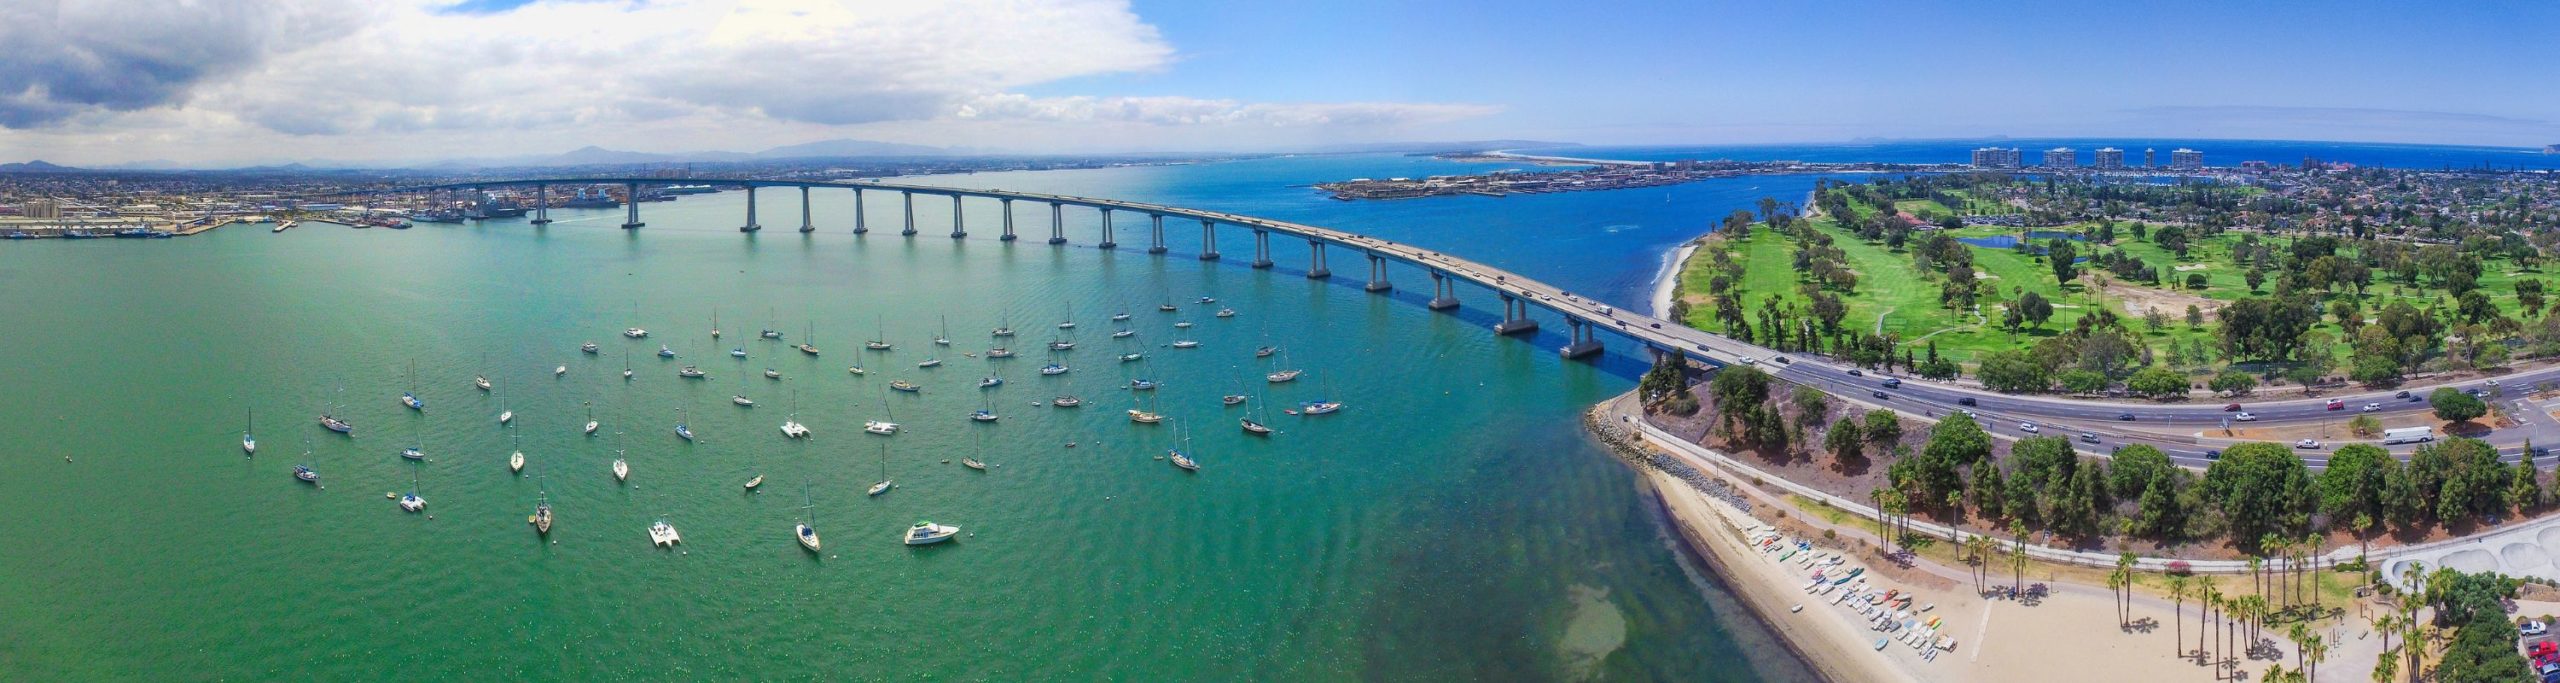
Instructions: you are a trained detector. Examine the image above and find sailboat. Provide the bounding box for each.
[495,379,513,424]
[889,380,920,393]
[401,417,427,461]
[867,443,894,495]
[799,321,820,356]
[319,385,355,434]
[744,473,764,490]
[732,376,755,407]
[293,437,319,483]
[530,484,553,535]
[1266,347,1303,383]
[711,309,721,339]
[1052,395,1082,407]
[675,405,694,441]
[1242,382,1275,435]
[623,349,634,380]
[781,390,810,438]
[1168,425,1200,472]
[971,393,999,422]
[797,486,822,552]
[401,360,425,410]
[1222,372,1249,406]
[992,310,1015,338]
[866,316,892,350]
[241,408,257,455]
[761,307,783,340]
[918,357,942,368]
[508,424,525,474]
[612,430,630,482]
[399,474,427,512]
[935,316,952,346]
[866,388,901,435]
[1057,303,1076,330]
[625,303,648,338]
[1111,312,1132,322]
[583,402,599,436]
[1255,345,1277,358]
[1297,374,1343,415]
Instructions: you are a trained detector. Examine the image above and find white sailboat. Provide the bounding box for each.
[934,316,952,346]
[867,443,894,496]
[796,486,823,553]
[241,407,256,455]
[508,424,525,474]
[865,388,900,435]
[583,401,599,436]
[866,316,892,350]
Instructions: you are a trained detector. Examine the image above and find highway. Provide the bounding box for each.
[367,177,2560,466]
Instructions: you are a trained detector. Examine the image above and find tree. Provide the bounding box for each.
[2016,291,2055,329]
[2048,239,2079,285]
[2200,443,2317,547]
[1709,366,1773,437]
[1975,350,2050,393]
[2435,612,2529,683]
[2058,368,2109,394]
[2186,304,2205,328]
[2127,366,2187,398]
[1824,418,1864,462]
[2209,370,2258,396]
[2430,387,2488,423]
[2318,444,2395,527]
[1862,410,1902,450]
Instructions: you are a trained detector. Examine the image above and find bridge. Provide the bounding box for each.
[351,177,2560,467]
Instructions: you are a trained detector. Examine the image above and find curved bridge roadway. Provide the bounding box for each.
[364,177,2560,466]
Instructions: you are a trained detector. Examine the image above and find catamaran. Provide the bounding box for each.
[761,308,783,340]
[781,390,810,438]
[796,487,822,553]
[866,389,900,434]
[650,518,681,547]
[399,478,427,513]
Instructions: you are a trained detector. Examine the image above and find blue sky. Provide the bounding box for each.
[1,0,2553,165]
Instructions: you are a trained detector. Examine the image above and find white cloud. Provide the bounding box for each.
[0,0,1494,164]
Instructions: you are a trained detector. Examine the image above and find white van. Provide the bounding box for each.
[2383,427,2436,445]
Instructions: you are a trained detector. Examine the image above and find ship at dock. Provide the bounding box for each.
[562,187,621,209]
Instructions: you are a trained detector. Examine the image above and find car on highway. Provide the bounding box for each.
[2295,439,2321,449]
[1846,369,1863,377]
[2117,412,2136,421]
[1597,305,1614,315]
[1871,391,1888,399]
[2326,399,2345,410]
[2488,379,2501,387]
[2017,422,2040,433]
[1958,409,1978,419]
[2395,390,2412,399]
[1882,378,1901,388]
[2223,403,2243,411]
[2363,403,2382,412]
[1774,356,1791,365]
[2078,432,2099,444]
[1740,357,1757,365]
[2234,412,2258,421]
[1958,397,1977,406]
[2205,450,2223,460]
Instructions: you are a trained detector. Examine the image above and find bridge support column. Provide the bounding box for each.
[1047,203,1066,244]
[1364,253,1392,292]
[1251,230,1272,268]
[530,184,551,225]
[621,183,644,229]
[1306,240,1331,279]
[1099,208,1118,249]
[1146,214,1167,254]
[900,192,917,236]
[853,189,869,234]
[949,195,966,238]
[1198,219,1219,260]
[999,199,1017,241]
[798,186,814,233]
[739,185,761,232]
[1427,271,1460,310]
[1560,319,1605,359]
[1494,294,1540,335]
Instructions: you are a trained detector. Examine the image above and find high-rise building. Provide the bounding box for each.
[2170,148,2204,170]
[2093,148,2125,170]
[22,198,60,219]
[2144,148,2158,168]
[1969,147,2022,169]
[2043,147,2077,168]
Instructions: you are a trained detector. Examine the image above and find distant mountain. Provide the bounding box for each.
[2546,144,2558,154]
[755,138,949,159]
[0,159,79,173]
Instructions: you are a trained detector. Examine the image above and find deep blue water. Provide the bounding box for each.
[1517,139,2560,171]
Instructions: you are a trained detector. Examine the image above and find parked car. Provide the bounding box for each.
[2524,620,2549,636]
[2234,412,2258,421]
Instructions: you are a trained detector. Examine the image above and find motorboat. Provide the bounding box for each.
[1039,364,1069,375]
[889,380,920,393]
[731,348,748,358]
[1174,322,1194,329]
[903,521,959,545]
[475,376,493,391]
[554,365,567,377]
[1052,396,1082,407]
[744,474,764,490]
[1128,409,1163,424]
[625,327,649,339]
[1111,313,1131,322]
[613,458,630,481]
[657,345,676,358]
[1266,369,1302,383]
[581,342,600,354]
[650,519,681,547]
[1195,296,1216,304]
[401,446,425,461]
[865,420,900,435]
[498,410,514,424]
[1215,308,1236,318]
[1128,379,1158,390]
[1120,352,1144,362]
[732,395,756,407]
[678,366,706,378]
[918,358,942,368]
[970,410,998,422]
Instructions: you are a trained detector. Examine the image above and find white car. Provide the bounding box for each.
[2294,439,2321,449]
[2017,422,2040,433]
[2362,403,2381,412]
[1740,357,1758,365]
[2233,412,2258,422]
[2524,620,2549,636]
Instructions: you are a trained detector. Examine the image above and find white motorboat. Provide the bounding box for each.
[764,368,781,379]
[1040,364,1069,375]
[474,376,492,391]
[581,342,599,354]
[979,376,1004,388]
[1053,396,1082,407]
[864,420,899,435]
[1215,308,1236,318]
[498,410,513,424]
[625,327,648,339]
[903,521,960,545]
[554,365,567,377]
[1174,322,1193,329]
[1120,352,1144,362]
[986,348,1014,358]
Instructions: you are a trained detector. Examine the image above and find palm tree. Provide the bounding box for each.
[2370,645,2397,683]
[1965,534,1994,591]
[2008,519,2028,593]
[2198,581,2218,665]
[2304,533,2324,615]
[2115,552,2139,627]
[2302,629,2325,681]
[2105,570,2127,629]
[2169,575,2191,659]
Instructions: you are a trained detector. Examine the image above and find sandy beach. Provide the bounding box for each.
[1650,241,1698,319]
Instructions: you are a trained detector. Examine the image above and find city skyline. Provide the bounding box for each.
[1,0,2555,166]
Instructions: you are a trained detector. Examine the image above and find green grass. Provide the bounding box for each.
[1786,494,1851,525]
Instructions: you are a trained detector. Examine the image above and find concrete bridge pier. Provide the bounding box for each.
[1198,219,1220,260]
[949,195,967,238]
[1560,319,1605,358]
[739,185,762,232]
[1494,294,1540,335]
[1427,271,1460,310]
[530,184,551,225]
[1251,230,1273,268]
[798,187,814,233]
[1364,253,1392,292]
[1098,208,1118,249]
[621,183,644,229]
[999,199,1017,241]
[1146,214,1168,254]
[853,189,869,234]
[900,192,918,236]
[1306,240,1332,279]
[1047,203,1066,244]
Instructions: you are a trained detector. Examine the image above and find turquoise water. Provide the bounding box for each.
[0,156,1820,680]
